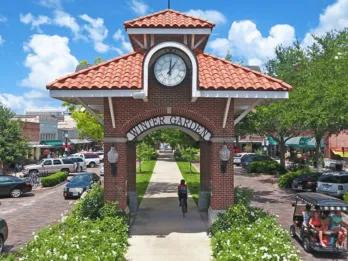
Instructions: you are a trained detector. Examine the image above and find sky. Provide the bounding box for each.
[0,0,347,113]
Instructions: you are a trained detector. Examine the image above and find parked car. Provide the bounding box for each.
[67,157,87,172]
[233,153,254,166]
[63,172,100,199]
[241,154,273,168]
[22,158,75,177]
[0,217,8,253]
[72,153,100,168]
[291,172,322,192]
[99,163,104,176]
[95,151,104,162]
[317,172,348,197]
[290,192,348,255]
[0,175,32,198]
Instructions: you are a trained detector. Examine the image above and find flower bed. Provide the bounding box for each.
[41,171,68,187]
[210,188,299,261]
[4,185,128,260]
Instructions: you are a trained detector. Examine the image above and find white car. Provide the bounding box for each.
[233,153,254,166]
[99,163,104,176]
[71,153,100,168]
[317,172,348,197]
[95,151,104,162]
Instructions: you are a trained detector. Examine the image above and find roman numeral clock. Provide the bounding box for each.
[154,52,187,87]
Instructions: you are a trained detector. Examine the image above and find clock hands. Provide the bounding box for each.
[167,58,177,76]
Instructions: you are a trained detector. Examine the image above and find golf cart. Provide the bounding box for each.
[290,192,348,255]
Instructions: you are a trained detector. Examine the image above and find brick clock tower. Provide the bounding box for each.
[47,9,291,222]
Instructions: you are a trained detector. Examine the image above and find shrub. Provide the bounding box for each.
[344,192,348,203]
[11,184,129,260]
[41,171,68,187]
[247,160,286,174]
[278,167,313,188]
[234,186,253,205]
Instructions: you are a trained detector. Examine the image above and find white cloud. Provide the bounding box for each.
[0,15,7,23]
[20,13,51,32]
[129,0,149,16]
[0,35,4,46]
[113,29,132,54]
[39,0,62,9]
[53,10,81,39]
[80,14,109,53]
[208,20,296,65]
[21,34,78,89]
[303,0,348,46]
[185,9,226,25]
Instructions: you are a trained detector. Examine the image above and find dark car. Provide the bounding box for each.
[0,175,32,198]
[291,173,322,192]
[0,218,8,253]
[241,154,273,168]
[63,172,100,199]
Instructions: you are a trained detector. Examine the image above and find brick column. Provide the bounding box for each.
[127,142,137,212]
[208,141,234,224]
[104,142,128,211]
[198,141,211,210]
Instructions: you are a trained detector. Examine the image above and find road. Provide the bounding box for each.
[0,167,100,252]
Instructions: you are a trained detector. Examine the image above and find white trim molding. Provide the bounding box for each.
[195,90,289,99]
[50,89,145,98]
[234,99,261,126]
[126,28,212,35]
[108,97,116,128]
[143,41,198,101]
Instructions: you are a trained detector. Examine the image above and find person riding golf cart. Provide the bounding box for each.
[290,192,348,256]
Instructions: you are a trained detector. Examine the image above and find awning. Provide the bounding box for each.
[285,136,323,149]
[40,140,63,148]
[69,139,92,144]
[267,136,278,145]
[331,147,348,158]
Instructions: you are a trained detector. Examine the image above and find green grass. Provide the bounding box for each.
[136,160,156,205]
[176,161,200,205]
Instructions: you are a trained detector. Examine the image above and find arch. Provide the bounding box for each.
[143,41,198,100]
[136,126,201,141]
[126,115,212,141]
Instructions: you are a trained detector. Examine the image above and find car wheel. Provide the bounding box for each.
[0,235,4,253]
[89,162,96,168]
[10,189,22,198]
[303,238,311,253]
[29,170,38,175]
[289,225,296,238]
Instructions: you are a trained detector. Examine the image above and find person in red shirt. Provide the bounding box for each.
[178,179,188,207]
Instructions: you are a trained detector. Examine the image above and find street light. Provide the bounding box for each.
[107,145,119,176]
[219,144,231,173]
[64,133,69,156]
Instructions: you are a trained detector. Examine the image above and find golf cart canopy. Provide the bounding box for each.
[296,192,348,212]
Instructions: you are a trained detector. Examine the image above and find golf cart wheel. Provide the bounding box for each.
[0,235,4,253]
[289,225,296,238]
[10,189,22,198]
[303,238,312,253]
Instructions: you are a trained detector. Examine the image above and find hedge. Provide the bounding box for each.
[247,160,286,174]
[41,171,68,187]
[278,167,314,188]
[210,187,299,261]
[4,185,129,261]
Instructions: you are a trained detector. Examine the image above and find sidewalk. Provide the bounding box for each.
[127,159,211,261]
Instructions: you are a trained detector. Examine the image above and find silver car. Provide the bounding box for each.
[316,172,348,197]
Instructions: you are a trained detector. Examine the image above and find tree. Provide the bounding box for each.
[0,104,29,172]
[181,147,199,173]
[136,142,156,173]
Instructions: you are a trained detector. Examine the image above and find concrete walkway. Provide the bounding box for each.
[127,159,211,261]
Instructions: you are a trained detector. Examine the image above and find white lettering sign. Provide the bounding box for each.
[126,116,212,141]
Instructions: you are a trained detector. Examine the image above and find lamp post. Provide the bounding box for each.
[64,133,69,156]
[107,145,119,176]
[219,144,231,173]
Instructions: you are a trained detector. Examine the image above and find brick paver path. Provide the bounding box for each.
[0,183,74,252]
[127,159,211,261]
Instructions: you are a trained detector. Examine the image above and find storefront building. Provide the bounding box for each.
[47,9,291,221]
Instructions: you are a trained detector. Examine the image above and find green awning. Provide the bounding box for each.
[267,136,278,145]
[40,140,63,148]
[286,136,323,149]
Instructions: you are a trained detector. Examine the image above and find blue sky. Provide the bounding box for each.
[0,0,347,113]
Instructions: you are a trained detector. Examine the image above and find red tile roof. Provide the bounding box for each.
[47,52,144,90]
[197,52,292,91]
[47,52,291,92]
[124,9,214,29]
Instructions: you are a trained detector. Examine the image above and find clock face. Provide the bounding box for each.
[154,53,187,87]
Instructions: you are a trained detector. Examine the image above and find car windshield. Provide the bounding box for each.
[69,175,92,185]
[319,175,348,183]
